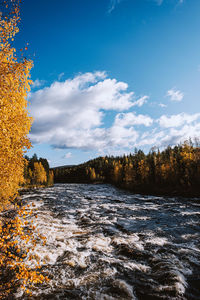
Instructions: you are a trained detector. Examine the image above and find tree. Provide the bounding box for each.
[32,162,47,185]
[47,170,54,186]
[0,1,47,297]
[89,167,96,181]
[0,0,32,206]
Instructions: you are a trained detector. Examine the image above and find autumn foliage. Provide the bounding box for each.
[0,0,32,206]
[54,140,200,196]
[0,205,48,297]
[24,154,54,187]
[0,1,48,297]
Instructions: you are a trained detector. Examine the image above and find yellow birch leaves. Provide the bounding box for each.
[0,0,32,206]
[0,1,48,297]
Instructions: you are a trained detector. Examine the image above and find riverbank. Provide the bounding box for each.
[117,182,200,198]
[19,183,54,193]
[53,179,200,199]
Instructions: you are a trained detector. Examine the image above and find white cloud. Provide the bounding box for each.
[32,79,45,89]
[109,125,139,148]
[160,123,200,146]
[64,152,72,159]
[132,95,149,107]
[29,71,199,155]
[159,103,167,108]
[114,112,153,127]
[167,88,184,102]
[136,130,165,147]
[29,71,148,151]
[136,113,200,148]
[158,113,200,128]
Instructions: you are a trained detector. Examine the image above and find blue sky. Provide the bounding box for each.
[15,0,200,166]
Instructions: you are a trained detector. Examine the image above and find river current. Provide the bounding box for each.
[19,184,200,300]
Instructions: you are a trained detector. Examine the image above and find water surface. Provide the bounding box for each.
[20,184,200,299]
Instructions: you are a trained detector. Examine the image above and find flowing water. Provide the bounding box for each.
[18,184,200,300]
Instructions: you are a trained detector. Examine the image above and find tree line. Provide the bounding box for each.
[53,140,200,197]
[23,154,54,187]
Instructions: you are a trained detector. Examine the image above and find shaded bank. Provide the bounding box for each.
[52,142,200,198]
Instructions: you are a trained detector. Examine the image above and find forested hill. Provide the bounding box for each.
[52,142,200,197]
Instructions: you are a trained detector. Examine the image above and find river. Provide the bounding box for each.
[18,184,200,300]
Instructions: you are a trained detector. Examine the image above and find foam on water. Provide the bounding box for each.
[146,236,169,246]
[16,184,200,300]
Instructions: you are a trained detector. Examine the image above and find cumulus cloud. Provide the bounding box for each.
[167,88,184,102]
[114,112,153,127]
[136,113,200,148]
[136,130,165,147]
[158,113,200,128]
[132,96,149,107]
[29,71,148,151]
[29,71,199,155]
[159,123,200,146]
[32,79,45,89]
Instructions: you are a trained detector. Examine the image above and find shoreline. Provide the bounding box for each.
[19,184,54,193]
[53,181,200,199]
